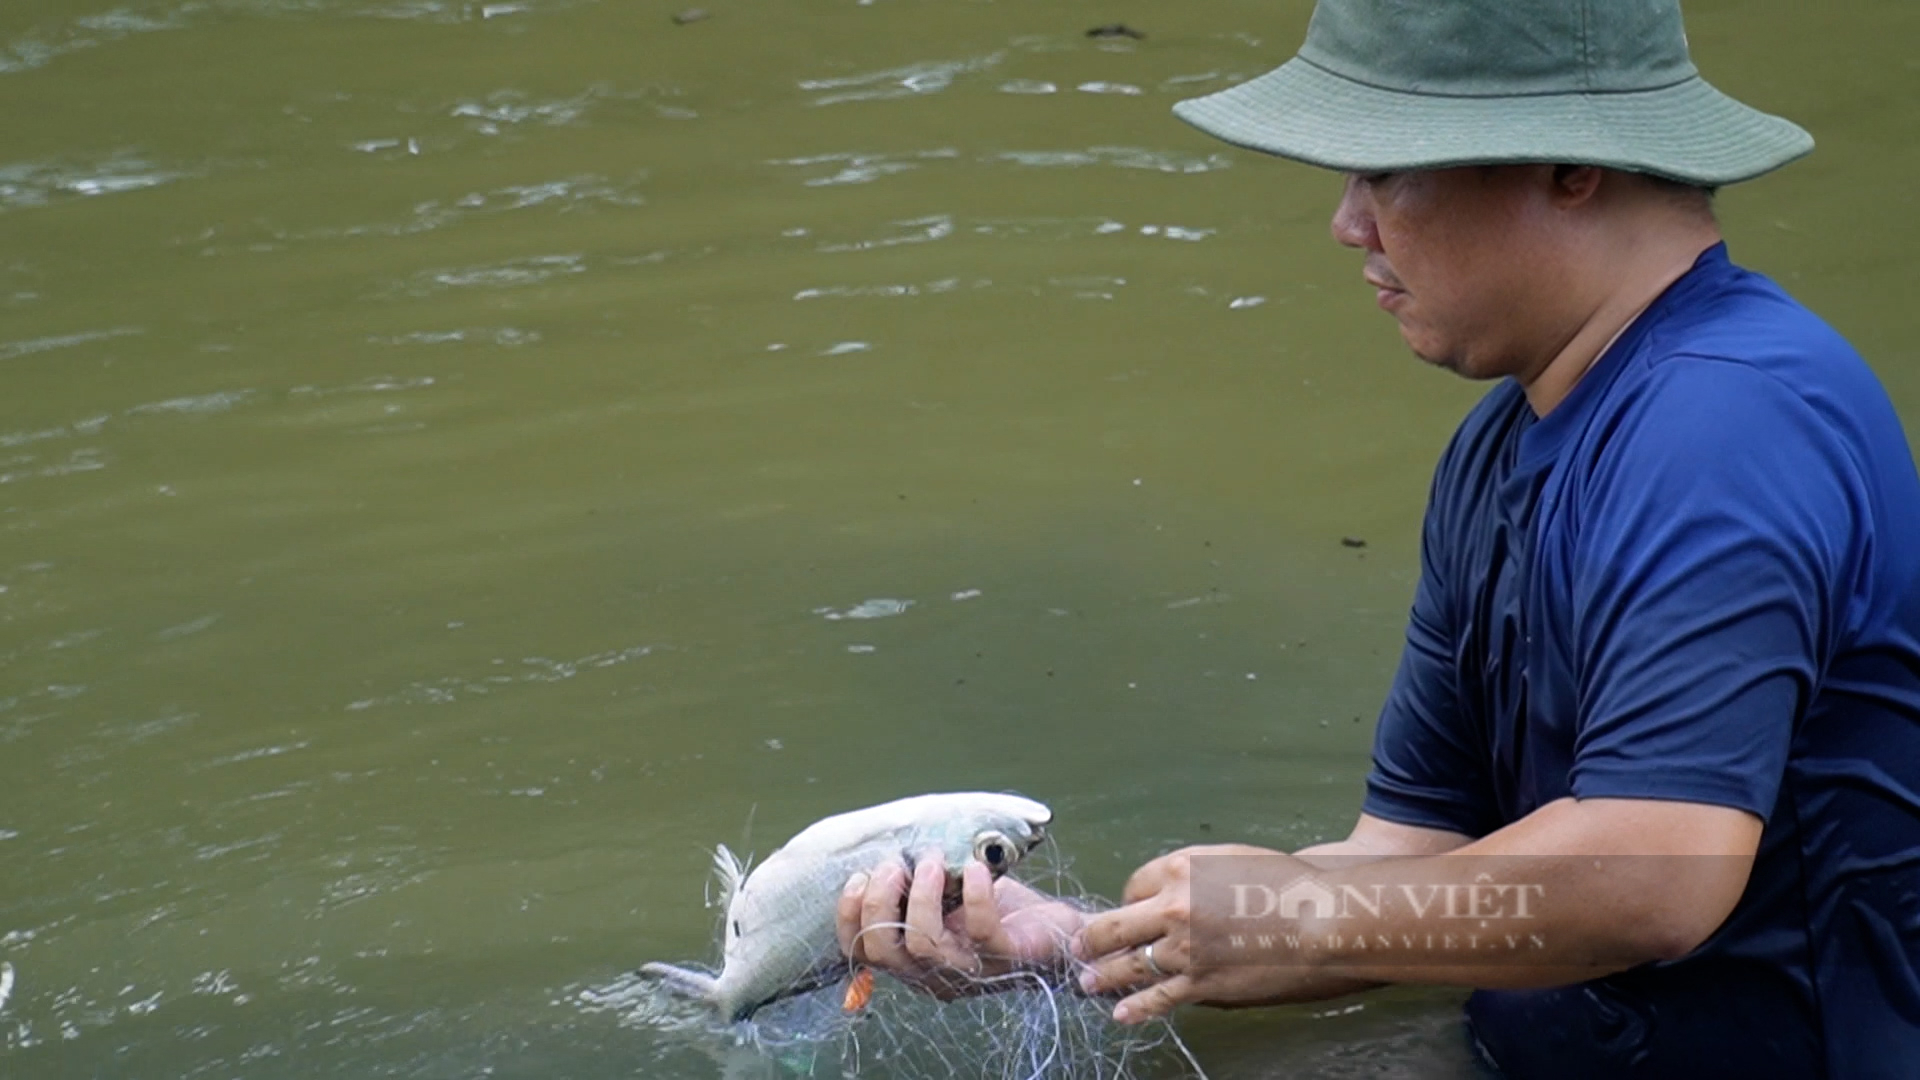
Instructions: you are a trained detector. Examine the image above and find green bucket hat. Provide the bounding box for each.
[1172,0,1813,186]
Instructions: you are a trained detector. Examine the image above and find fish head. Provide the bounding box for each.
[951,793,1051,878]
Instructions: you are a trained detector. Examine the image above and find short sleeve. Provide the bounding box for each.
[1364,426,1504,839]
[1568,359,1860,816]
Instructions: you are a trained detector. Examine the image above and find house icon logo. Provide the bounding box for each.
[1277,876,1340,920]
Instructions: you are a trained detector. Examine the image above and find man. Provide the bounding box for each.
[837,1,1920,1075]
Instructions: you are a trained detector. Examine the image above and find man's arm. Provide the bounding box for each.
[1075,794,1760,1022]
[1291,796,1759,985]
[1292,812,1473,870]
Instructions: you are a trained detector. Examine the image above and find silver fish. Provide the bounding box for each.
[643,791,1052,1022]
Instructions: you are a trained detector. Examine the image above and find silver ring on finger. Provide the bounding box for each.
[1140,940,1167,979]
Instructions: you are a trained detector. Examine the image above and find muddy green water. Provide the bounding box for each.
[1,0,1914,1075]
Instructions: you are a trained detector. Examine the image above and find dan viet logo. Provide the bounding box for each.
[1216,873,1550,959]
[1232,873,1546,922]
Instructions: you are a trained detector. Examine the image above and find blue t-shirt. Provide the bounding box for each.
[1364,244,1920,1079]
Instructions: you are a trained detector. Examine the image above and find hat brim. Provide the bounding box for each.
[1172,58,1812,186]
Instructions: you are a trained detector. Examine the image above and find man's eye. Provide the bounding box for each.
[1361,171,1397,186]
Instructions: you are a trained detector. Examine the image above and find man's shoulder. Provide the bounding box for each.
[1606,255,1903,464]
[1646,257,1862,377]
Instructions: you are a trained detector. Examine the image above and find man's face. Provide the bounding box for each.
[1330,167,1570,380]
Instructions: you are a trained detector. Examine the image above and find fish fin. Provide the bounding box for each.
[640,961,720,1004]
[841,966,874,1013]
[711,843,751,909]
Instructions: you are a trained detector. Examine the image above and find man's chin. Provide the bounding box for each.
[1406,342,1480,379]
[1400,331,1457,372]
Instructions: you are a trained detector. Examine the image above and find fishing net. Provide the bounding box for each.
[581,844,1210,1080]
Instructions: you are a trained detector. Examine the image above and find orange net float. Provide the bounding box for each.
[841,966,875,1013]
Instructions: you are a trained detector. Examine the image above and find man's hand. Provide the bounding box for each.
[1069,817,1474,1023]
[835,849,1086,999]
[1071,844,1357,1023]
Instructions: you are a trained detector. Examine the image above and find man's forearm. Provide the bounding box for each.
[1197,799,1759,998]
[1293,813,1474,871]
[1291,838,1389,871]
[1279,851,1644,989]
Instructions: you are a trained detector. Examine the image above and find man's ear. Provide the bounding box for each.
[1549,164,1605,206]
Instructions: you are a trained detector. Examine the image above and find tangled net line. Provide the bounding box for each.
[594,845,1209,1080]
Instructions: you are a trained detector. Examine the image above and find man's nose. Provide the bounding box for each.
[1330,176,1378,251]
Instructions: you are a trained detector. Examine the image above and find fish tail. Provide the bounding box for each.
[640,961,721,1005]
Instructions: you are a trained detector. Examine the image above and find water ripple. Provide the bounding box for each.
[155,614,221,641]
[766,148,959,188]
[366,328,540,347]
[448,86,612,134]
[799,52,1003,106]
[0,448,107,486]
[794,279,962,302]
[127,390,257,416]
[0,327,142,362]
[0,375,438,482]
[396,253,586,296]
[342,0,581,22]
[0,684,87,745]
[994,147,1233,174]
[0,6,193,76]
[288,373,439,395]
[0,157,189,212]
[1,0,585,78]
[768,146,1229,187]
[1134,223,1215,241]
[345,643,655,711]
[1048,274,1129,301]
[200,740,312,770]
[1161,70,1247,92]
[814,214,953,254]
[294,176,643,241]
[815,598,913,621]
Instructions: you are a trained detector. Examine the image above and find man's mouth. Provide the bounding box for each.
[1365,268,1407,310]
[1364,267,1404,292]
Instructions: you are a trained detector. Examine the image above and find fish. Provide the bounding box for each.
[642,791,1052,1023]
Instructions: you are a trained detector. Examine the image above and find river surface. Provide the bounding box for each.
[2,0,1915,1076]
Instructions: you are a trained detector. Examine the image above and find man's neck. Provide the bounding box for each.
[1520,227,1722,417]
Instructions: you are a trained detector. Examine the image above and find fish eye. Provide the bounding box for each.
[973,830,1019,872]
